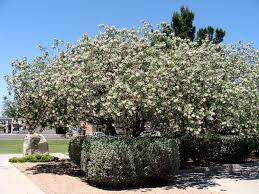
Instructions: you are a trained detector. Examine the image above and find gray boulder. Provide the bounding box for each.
[23,133,49,155]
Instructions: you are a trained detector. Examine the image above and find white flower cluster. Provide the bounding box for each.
[6,23,259,135]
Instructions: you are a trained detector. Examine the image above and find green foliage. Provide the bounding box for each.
[214,29,225,43]
[196,26,225,44]
[0,124,5,131]
[132,137,179,183]
[81,137,180,186]
[171,6,196,41]
[68,136,86,166]
[2,98,17,118]
[87,138,137,186]
[80,137,92,172]
[9,154,56,163]
[164,6,225,44]
[179,135,254,165]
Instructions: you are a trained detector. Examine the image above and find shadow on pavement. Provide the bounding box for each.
[171,162,259,189]
[23,160,259,191]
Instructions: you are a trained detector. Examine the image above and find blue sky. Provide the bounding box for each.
[0,0,259,111]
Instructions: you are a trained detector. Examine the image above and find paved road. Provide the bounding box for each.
[0,134,67,140]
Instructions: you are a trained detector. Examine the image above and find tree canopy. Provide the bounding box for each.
[6,23,259,136]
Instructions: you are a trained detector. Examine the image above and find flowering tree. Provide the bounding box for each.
[6,23,259,136]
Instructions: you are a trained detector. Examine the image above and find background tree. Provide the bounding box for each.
[171,6,196,41]
[196,26,225,44]
[2,98,17,118]
[163,6,226,44]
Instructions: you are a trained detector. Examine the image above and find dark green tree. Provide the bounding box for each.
[196,26,225,44]
[171,6,196,41]
[163,6,226,44]
[214,28,226,43]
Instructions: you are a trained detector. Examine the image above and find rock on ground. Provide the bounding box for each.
[23,133,49,155]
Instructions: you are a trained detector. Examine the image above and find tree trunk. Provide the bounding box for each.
[106,122,117,136]
[132,115,145,137]
[28,126,34,134]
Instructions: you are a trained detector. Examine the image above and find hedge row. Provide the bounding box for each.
[69,134,259,186]
[180,134,255,165]
[70,136,180,186]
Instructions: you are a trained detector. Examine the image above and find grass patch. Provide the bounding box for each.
[9,154,57,163]
[0,140,23,154]
[0,139,69,154]
[48,140,69,153]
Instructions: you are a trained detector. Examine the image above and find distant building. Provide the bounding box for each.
[80,122,96,135]
[0,117,24,134]
[80,122,126,136]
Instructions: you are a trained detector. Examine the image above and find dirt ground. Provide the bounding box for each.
[14,160,220,194]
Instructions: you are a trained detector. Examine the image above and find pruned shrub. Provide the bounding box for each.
[180,135,254,165]
[68,136,85,165]
[81,137,180,186]
[80,137,92,172]
[9,154,56,163]
[132,137,179,183]
[87,138,137,186]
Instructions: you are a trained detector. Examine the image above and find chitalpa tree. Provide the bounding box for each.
[6,22,259,136]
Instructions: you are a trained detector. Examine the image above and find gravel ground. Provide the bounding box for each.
[13,161,219,194]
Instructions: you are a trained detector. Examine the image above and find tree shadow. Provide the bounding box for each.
[23,160,259,192]
[25,160,86,179]
[25,160,171,191]
[170,161,259,189]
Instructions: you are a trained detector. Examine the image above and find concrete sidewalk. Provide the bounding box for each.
[1,153,259,194]
[0,154,45,194]
[0,153,69,194]
[177,162,259,194]
[209,178,259,194]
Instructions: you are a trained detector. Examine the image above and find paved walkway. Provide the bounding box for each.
[0,154,45,194]
[1,153,259,194]
[177,162,259,194]
[209,178,259,194]
[0,153,68,194]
